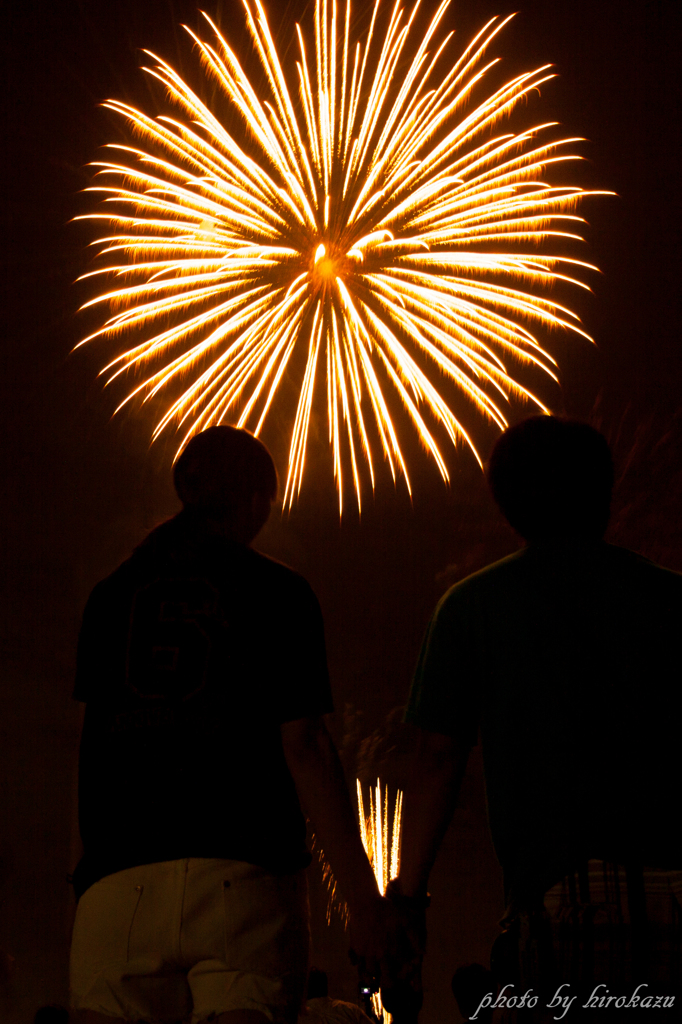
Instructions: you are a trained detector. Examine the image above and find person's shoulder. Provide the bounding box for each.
[436,547,528,610]
[603,543,682,593]
[249,546,304,579]
[248,547,317,595]
[608,543,681,573]
[85,517,182,601]
[81,517,190,610]
[84,555,137,606]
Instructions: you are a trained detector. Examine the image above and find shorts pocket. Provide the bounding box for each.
[71,879,145,972]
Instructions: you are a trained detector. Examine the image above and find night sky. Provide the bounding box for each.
[2,0,681,1020]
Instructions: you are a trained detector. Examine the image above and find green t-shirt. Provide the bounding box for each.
[406,542,682,900]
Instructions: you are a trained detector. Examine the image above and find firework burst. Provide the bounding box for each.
[78,0,605,512]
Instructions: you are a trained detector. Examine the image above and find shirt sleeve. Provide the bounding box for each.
[404,583,480,745]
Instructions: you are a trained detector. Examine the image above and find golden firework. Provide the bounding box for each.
[78,0,605,512]
[357,778,403,1023]
[357,777,403,896]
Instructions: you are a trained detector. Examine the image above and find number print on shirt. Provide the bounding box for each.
[126,578,221,700]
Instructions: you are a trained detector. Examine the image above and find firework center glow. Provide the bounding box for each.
[312,242,351,285]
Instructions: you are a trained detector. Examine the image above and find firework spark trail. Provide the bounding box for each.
[357,778,403,1023]
[312,838,350,928]
[78,0,608,512]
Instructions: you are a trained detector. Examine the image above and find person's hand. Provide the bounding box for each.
[348,894,409,997]
[384,878,428,956]
[378,880,429,1022]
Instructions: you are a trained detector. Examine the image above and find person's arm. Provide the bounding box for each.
[280,715,393,965]
[378,728,470,1020]
[281,714,378,910]
[398,727,470,898]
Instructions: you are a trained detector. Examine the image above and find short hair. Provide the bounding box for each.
[173,426,278,516]
[307,967,328,999]
[487,416,613,542]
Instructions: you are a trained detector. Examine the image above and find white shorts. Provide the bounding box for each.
[69,858,309,1023]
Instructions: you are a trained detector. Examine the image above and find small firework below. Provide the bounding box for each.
[357,778,403,896]
[78,0,609,513]
[357,778,403,1023]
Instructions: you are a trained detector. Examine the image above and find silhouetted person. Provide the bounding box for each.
[387,417,682,1017]
[69,427,392,1024]
[299,968,375,1023]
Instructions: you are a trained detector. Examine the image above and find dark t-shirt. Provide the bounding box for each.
[406,542,682,902]
[73,513,333,898]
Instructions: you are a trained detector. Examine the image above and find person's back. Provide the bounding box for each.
[70,427,394,1024]
[74,510,328,898]
[409,539,682,902]
[390,417,682,1017]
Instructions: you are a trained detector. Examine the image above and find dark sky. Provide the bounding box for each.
[2,0,681,1019]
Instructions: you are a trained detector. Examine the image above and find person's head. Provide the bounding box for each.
[173,426,278,544]
[306,967,328,999]
[487,416,613,543]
